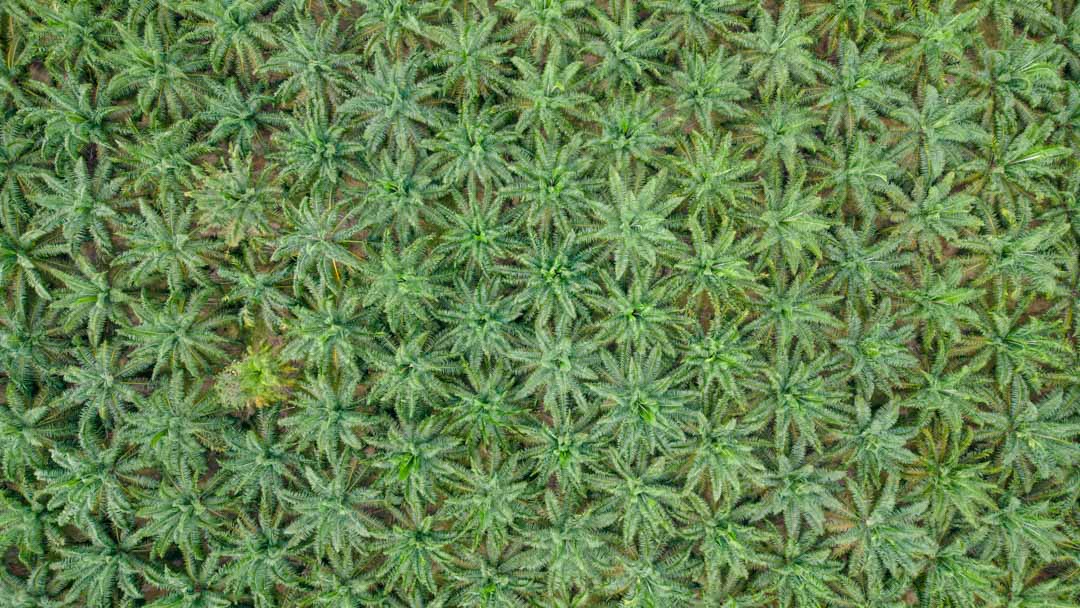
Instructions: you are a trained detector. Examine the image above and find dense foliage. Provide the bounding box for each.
[1,0,1080,606]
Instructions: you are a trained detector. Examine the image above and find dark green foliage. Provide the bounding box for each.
[1,1,1079,607]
